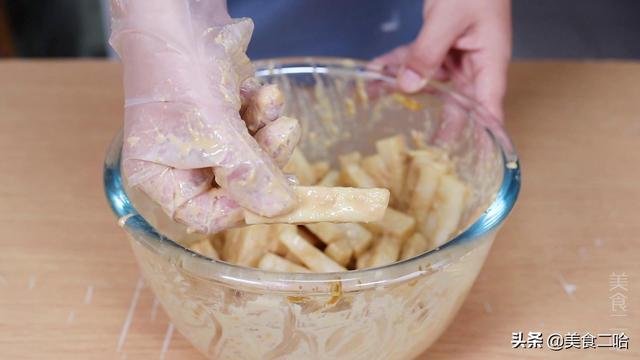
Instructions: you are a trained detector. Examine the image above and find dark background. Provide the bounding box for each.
[1,0,639,59]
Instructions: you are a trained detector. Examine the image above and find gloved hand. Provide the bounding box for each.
[110,0,300,234]
[370,0,512,122]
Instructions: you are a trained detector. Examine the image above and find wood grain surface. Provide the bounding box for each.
[0,60,638,359]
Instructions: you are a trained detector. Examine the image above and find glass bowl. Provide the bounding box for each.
[104,57,520,359]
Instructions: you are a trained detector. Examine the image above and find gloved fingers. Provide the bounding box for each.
[174,188,245,234]
[123,102,236,170]
[125,158,290,234]
[123,160,245,234]
[240,77,262,114]
[123,160,214,217]
[254,116,301,168]
[113,6,260,170]
[209,83,297,218]
[170,111,303,233]
[167,116,300,232]
[242,84,285,132]
[122,87,298,217]
[205,113,296,217]
[113,2,297,222]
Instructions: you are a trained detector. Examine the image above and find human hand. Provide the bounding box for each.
[370,0,511,121]
[110,0,300,234]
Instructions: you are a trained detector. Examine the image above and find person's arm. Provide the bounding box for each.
[371,0,512,121]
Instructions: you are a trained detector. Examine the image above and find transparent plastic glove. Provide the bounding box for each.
[370,0,512,122]
[110,0,299,234]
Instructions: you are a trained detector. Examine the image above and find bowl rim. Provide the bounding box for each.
[104,57,521,292]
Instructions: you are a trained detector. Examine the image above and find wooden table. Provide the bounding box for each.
[1,60,638,359]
